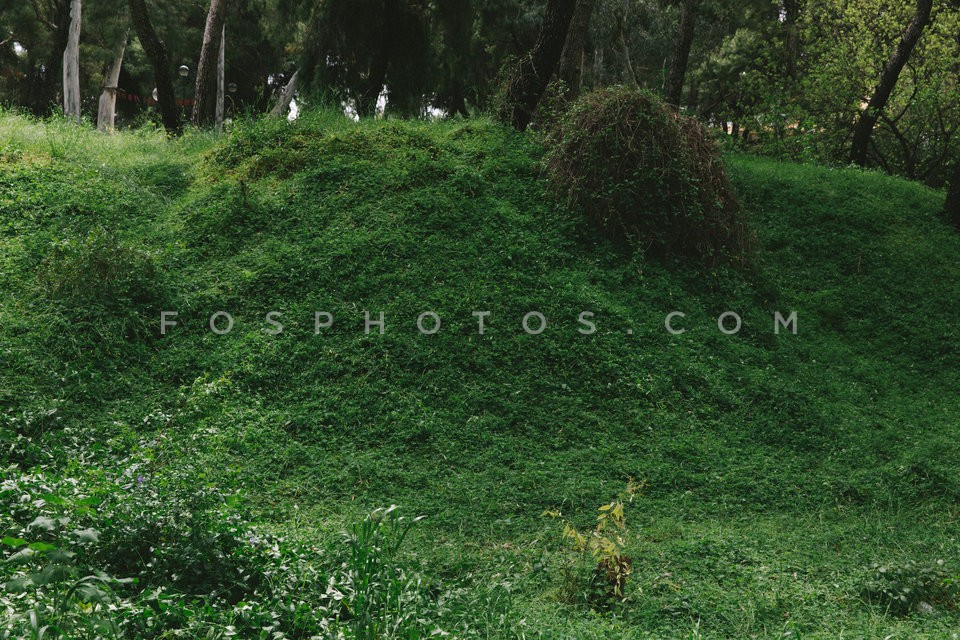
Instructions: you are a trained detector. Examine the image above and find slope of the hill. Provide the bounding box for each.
[1,110,959,638]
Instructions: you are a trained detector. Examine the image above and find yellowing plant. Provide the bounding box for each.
[545,479,644,602]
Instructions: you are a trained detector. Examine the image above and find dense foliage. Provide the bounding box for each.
[1,0,959,191]
[1,110,959,636]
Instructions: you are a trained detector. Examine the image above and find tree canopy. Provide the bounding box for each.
[1,0,959,191]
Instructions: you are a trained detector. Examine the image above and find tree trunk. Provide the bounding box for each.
[850,0,933,166]
[356,0,400,117]
[62,0,81,121]
[215,24,225,131]
[192,0,229,127]
[38,0,73,115]
[686,78,699,112]
[615,7,638,86]
[592,47,604,86]
[270,70,299,117]
[356,48,388,117]
[127,0,181,135]
[557,0,595,100]
[498,0,577,131]
[436,0,473,117]
[356,43,388,117]
[783,0,800,84]
[945,160,960,229]
[663,0,699,110]
[97,31,128,132]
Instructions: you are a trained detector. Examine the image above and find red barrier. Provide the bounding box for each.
[116,89,194,107]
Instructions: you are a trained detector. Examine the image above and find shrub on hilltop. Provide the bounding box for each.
[544,86,750,262]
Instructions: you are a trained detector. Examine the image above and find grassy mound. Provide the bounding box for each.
[1,110,959,638]
[545,87,748,261]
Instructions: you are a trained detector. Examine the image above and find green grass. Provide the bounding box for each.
[1,108,959,638]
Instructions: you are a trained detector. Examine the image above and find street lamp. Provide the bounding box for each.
[177,66,190,113]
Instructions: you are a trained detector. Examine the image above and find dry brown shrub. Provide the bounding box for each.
[544,86,750,262]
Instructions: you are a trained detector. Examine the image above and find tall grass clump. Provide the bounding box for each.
[544,86,749,262]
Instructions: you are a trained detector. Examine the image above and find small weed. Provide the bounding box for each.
[862,559,958,616]
[545,479,644,605]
